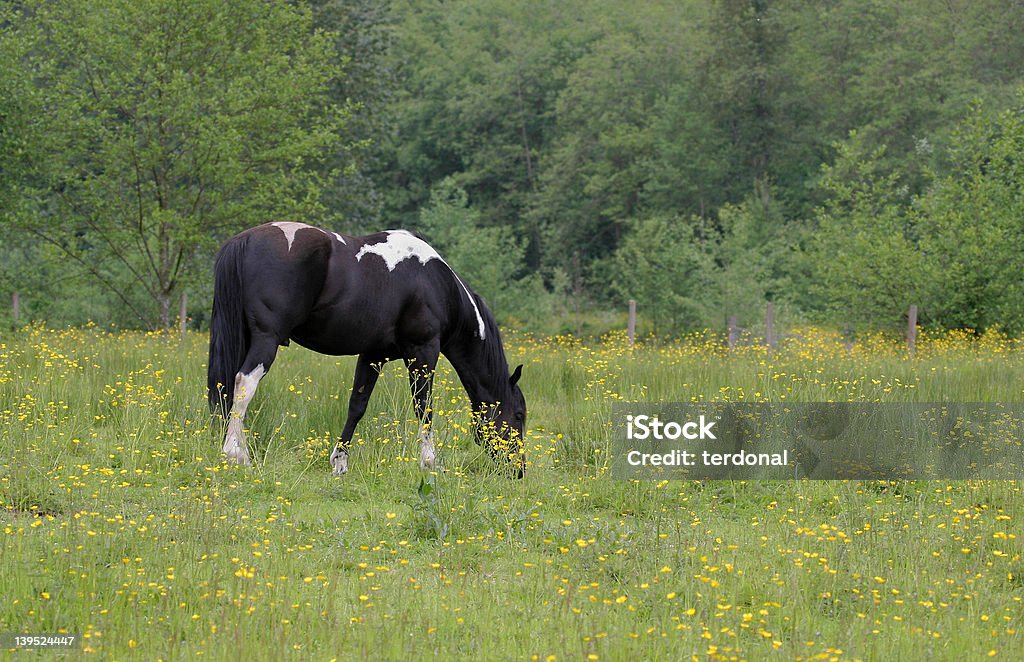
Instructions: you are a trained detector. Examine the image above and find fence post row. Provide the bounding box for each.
[624,300,921,355]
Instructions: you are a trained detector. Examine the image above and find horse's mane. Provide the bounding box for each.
[475,292,516,402]
[449,280,514,401]
[478,293,509,369]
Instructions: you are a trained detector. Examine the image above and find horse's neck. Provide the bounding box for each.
[446,335,509,408]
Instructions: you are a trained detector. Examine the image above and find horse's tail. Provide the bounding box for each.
[208,235,250,417]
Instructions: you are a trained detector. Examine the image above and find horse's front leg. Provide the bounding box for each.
[330,354,384,476]
[404,349,440,471]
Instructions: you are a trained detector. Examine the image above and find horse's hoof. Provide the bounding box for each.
[223,436,251,466]
[224,452,251,466]
[330,448,348,476]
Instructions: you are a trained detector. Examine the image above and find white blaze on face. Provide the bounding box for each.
[355,230,487,340]
[271,221,346,251]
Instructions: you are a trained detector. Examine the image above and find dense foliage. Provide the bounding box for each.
[2,0,1023,333]
[2,0,348,329]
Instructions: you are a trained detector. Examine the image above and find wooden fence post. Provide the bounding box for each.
[727,315,738,349]
[179,292,188,338]
[907,304,917,356]
[627,299,636,345]
[765,302,775,354]
[12,292,19,328]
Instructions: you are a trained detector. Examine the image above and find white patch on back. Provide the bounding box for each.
[356,230,487,340]
[355,230,441,270]
[271,221,346,251]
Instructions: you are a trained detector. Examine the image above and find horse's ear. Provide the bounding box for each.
[509,364,523,386]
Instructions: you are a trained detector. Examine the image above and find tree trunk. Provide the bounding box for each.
[158,290,172,332]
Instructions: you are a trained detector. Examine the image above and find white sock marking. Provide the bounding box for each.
[223,363,265,465]
[418,426,436,470]
[330,446,349,476]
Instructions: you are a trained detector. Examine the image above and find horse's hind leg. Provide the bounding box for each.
[223,333,279,465]
[330,353,385,476]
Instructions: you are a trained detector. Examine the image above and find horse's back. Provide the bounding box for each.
[220,222,335,342]
[291,229,455,355]
[218,222,469,356]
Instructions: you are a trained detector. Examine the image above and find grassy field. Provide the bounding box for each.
[1,324,1021,660]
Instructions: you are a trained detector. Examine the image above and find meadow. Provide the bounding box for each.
[0,324,1021,660]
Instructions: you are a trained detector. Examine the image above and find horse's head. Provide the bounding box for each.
[475,364,526,478]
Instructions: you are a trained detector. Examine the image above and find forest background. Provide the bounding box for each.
[2,0,1023,337]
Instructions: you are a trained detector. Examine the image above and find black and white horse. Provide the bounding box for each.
[207,221,526,476]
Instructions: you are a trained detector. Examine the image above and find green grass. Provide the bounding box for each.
[1,325,1021,660]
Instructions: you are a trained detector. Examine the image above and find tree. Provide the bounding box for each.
[610,215,713,335]
[0,4,50,324]
[383,0,597,237]
[915,97,1024,332]
[707,196,793,327]
[417,178,531,321]
[809,95,1024,334]
[310,0,397,230]
[14,0,347,329]
[0,4,34,217]
[700,0,781,191]
[533,6,685,269]
[808,134,928,330]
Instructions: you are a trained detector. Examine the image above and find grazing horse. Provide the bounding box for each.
[207,221,526,476]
